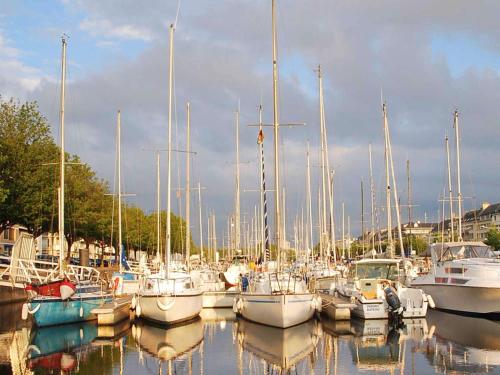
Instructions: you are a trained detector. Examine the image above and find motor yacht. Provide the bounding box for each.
[411,241,500,315]
[336,258,430,319]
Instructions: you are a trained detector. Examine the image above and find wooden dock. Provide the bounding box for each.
[320,292,356,321]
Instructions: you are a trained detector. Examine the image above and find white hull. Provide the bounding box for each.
[137,292,202,325]
[413,283,500,315]
[340,288,428,320]
[202,291,237,308]
[351,299,388,320]
[237,293,316,328]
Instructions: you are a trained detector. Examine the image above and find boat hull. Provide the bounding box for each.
[413,284,500,315]
[29,294,111,327]
[238,293,316,328]
[137,293,202,325]
[351,299,388,319]
[91,296,132,325]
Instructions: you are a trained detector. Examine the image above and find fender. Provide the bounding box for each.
[156,296,176,311]
[25,303,41,316]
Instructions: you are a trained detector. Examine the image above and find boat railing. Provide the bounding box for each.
[265,272,304,294]
[0,257,102,285]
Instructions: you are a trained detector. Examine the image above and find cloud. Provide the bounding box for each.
[79,18,153,41]
[0,32,42,97]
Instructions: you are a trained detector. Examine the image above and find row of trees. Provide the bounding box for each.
[0,98,196,259]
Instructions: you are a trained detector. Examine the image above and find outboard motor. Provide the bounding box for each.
[384,286,404,325]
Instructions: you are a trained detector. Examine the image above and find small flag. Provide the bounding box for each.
[257,129,264,144]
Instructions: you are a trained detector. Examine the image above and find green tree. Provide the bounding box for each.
[485,228,500,250]
[0,98,60,233]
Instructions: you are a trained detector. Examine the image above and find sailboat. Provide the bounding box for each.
[108,110,141,297]
[22,37,111,327]
[135,24,202,325]
[234,0,320,328]
[309,65,340,292]
[335,102,430,320]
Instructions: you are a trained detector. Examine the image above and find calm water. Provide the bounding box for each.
[1,303,500,374]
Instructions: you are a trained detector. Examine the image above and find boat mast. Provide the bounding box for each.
[117,110,123,273]
[382,103,393,257]
[198,181,203,261]
[156,152,161,260]
[166,24,175,278]
[368,144,376,252]
[329,169,336,263]
[258,106,265,258]
[185,102,191,269]
[454,110,463,241]
[306,142,313,255]
[235,109,241,254]
[58,36,67,275]
[318,66,328,263]
[212,213,217,259]
[361,179,364,255]
[342,202,345,258]
[445,134,454,241]
[385,104,405,257]
[407,159,413,254]
[271,0,282,270]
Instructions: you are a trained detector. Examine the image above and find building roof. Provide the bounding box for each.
[479,203,500,217]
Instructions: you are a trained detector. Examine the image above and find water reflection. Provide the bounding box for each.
[27,322,97,372]
[236,318,321,373]
[421,309,500,373]
[132,318,204,361]
[1,304,500,374]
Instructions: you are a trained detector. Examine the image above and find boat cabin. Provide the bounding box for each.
[428,242,495,263]
[350,259,403,282]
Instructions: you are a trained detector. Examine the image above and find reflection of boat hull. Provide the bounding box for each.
[237,318,319,370]
[28,352,76,372]
[95,318,131,341]
[427,309,500,352]
[238,293,315,328]
[413,284,500,315]
[200,308,236,323]
[137,293,202,325]
[27,322,97,359]
[29,294,111,327]
[133,319,203,360]
[202,291,237,308]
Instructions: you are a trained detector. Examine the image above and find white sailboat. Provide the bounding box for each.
[135,24,202,325]
[234,0,319,328]
[109,110,142,296]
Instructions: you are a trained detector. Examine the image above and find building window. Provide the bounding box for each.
[3,230,10,241]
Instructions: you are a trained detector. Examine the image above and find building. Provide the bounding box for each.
[0,224,29,256]
[400,221,435,238]
[462,202,500,241]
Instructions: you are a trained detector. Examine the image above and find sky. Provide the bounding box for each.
[2,0,500,248]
